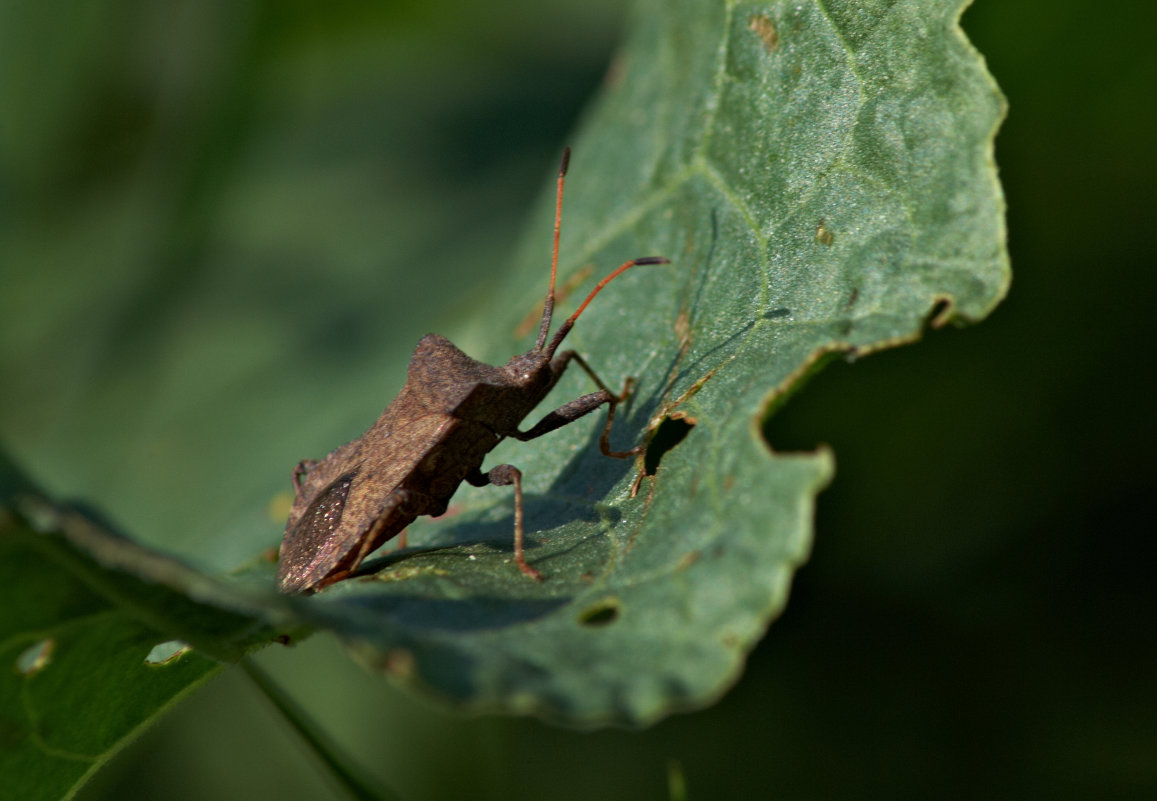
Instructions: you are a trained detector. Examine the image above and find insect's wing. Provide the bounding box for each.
[277,471,358,593]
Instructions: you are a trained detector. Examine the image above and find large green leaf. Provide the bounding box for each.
[281,0,1006,725]
[0,0,1006,763]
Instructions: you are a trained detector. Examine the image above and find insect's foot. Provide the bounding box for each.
[516,557,544,581]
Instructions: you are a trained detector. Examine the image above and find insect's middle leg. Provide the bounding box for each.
[467,464,542,581]
[513,350,641,459]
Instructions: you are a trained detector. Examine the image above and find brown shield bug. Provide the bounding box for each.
[277,148,668,594]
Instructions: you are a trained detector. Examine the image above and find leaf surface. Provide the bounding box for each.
[283,0,1008,725]
[0,0,1007,741]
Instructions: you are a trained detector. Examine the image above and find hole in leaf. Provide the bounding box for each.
[579,598,621,626]
[644,413,696,475]
[926,296,954,329]
[145,640,191,666]
[16,639,54,676]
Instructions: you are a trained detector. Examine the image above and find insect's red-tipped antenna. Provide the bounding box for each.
[535,147,571,351]
[544,256,670,358]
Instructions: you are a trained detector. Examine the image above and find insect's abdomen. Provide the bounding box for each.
[407,418,499,513]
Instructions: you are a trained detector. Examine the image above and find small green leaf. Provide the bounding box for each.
[0,515,222,797]
[0,454,289,799]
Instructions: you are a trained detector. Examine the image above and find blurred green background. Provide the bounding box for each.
[2,0,1154,799]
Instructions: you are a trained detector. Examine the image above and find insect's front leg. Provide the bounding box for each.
[514,350,641,458]
[466,465,541,581]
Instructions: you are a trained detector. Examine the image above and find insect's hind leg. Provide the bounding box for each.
[291,458,320,495]
[467,465,542,581]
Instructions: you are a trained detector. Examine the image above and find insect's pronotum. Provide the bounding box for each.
[277,148,668,594]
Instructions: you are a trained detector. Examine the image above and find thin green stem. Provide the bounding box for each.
[241,659,403,801]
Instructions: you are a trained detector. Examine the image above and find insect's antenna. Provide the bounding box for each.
[535,147,571,351]
[544,256,670,358]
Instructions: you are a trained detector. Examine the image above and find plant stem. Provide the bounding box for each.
[241,658,403,801]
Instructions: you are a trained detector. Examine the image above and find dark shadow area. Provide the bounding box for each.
[332,590,570,633]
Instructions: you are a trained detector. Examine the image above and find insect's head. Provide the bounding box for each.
[502,349,552,391]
